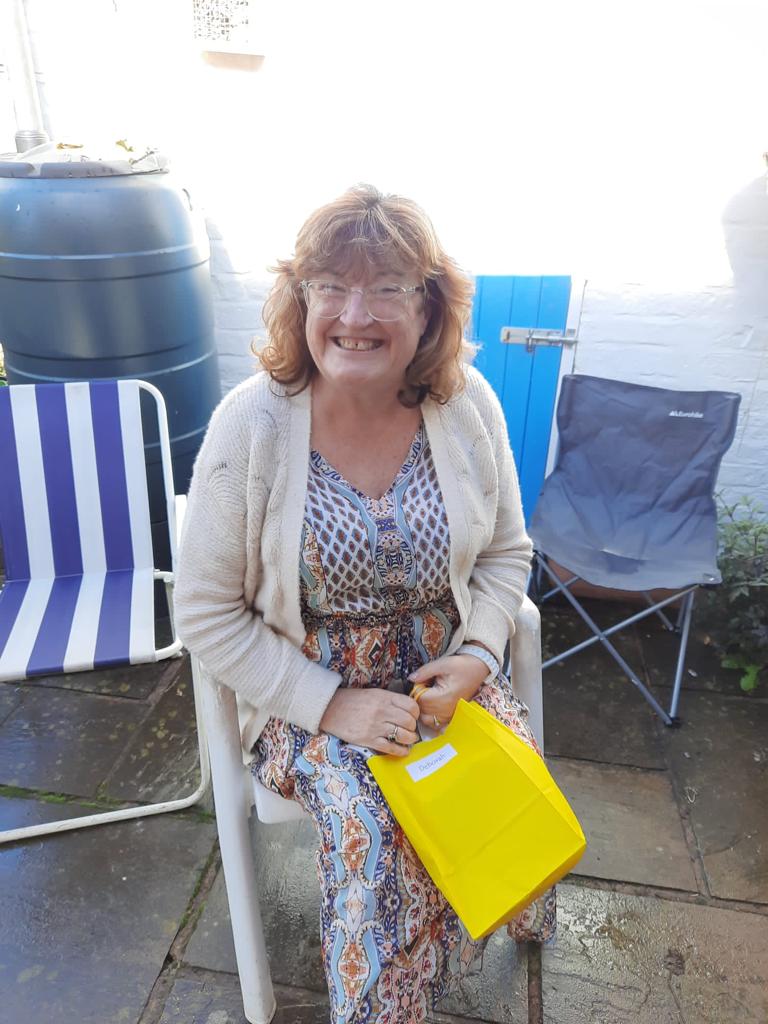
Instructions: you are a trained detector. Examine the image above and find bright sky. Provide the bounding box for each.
[18,0,768,285]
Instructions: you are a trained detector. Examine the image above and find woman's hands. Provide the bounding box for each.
[318,653,490,753]
[319,687,420,756]
[408,655,489,728]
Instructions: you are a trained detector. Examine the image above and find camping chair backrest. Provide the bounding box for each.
[530,374,741,589]
[0,379,180,676]
[0,379,171,584]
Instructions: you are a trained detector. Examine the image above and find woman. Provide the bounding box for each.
[175,184,555,1024]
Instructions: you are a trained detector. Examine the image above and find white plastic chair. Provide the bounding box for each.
[0,379,210,844]
[195,595,544,1024]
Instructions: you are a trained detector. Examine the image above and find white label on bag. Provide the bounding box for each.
[406,744,457,781]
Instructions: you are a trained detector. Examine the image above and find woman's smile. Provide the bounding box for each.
[306,269,427,395]
[332,336,383,351]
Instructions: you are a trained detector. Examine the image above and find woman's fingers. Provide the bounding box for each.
[388,694,420,730]
[408,656,449,684]
[380,726,419,755]
[391,692,420,715]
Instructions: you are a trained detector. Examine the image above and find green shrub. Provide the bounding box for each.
[698,496,768,692]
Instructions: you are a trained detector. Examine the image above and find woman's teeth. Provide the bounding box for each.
[334,338,380,351]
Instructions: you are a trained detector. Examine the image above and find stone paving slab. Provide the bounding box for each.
[438,929,527,1024]
[640,619,747,696]
[0,687,146,797]
[540,610,666,769]
[20,656,175,699]
[0,681,23,726]
[549,758,698,891]
[186,820,527,1024]
[185,818,327,991]
[161,961,526,1024]
[183,869,241,972]
[0,795,216,1024]
[104,657,201,804]
[160,970,331,1024]
[661,689,768,904]
[543,883,768,1023]
[543,669,666,769]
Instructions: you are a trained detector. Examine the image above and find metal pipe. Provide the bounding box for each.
[1,0,48,151]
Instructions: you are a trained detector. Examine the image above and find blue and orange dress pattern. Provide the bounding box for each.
[251,425,555,1024]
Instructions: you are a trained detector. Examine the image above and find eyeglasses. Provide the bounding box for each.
[301,280,425,322]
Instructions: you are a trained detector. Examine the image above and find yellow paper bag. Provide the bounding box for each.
[368,699,586,940]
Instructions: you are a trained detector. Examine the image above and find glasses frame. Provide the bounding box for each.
[300,280,425,323]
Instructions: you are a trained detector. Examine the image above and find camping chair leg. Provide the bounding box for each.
[527,559,543,603]
[535,557,676,726]
[531,554,579,604]
[675,595,690,631]
[667,589,695,722]
[642,592,676,632]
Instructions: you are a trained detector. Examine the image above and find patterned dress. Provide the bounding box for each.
[251,424,555,1024]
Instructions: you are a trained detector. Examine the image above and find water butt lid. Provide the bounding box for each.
[0,139,168,178]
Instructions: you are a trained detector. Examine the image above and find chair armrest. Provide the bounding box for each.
[196,657,255,815]
[509,594,544,750]
[175,493,187,544]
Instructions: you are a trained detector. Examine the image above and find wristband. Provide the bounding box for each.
[456,643,500,682]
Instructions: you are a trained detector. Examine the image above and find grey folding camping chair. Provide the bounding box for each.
[528,374,741,726]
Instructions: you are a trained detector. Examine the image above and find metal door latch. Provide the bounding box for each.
[501,327,579,353]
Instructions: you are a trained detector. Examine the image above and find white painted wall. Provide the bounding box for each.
[2,0,766,505]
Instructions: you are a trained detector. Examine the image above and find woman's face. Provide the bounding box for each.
[304,265,428,397]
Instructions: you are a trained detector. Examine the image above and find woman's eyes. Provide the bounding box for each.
[370,285,403,297]
[316,283,403,296]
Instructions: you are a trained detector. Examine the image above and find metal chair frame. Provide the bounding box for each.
[531,554,697,726]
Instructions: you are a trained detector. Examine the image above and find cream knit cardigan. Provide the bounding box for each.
[174,365,532,756]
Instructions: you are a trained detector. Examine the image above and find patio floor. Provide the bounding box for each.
[1,602,766,1024]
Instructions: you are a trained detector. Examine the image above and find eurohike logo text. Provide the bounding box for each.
[668,410,704,418]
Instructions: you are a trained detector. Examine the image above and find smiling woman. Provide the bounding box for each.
[175,184,554,1024]
[258,183,475,407]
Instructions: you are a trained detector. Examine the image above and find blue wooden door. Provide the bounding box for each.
[471,276,572,521]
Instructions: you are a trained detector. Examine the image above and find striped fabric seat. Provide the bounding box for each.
[0,379,167,682]
[0,379,210,845]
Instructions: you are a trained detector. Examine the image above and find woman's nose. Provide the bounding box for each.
[339,289,372,325]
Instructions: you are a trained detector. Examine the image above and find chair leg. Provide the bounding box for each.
[199,669,277,1024]
[534,558,677,726]
[532,551,580,604]
[667,589,695,724]
[642,591,676,632]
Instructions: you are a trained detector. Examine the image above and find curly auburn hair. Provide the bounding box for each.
[257,184,476,406]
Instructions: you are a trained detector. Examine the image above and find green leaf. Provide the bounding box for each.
[739,664,760,692]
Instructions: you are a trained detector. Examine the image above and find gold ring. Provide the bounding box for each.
[433,715,440,729]
[388,725,399,744]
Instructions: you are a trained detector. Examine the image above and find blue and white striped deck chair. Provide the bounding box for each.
[0,379,209,843]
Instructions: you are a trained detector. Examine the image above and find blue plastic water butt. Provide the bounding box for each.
[0,144,221,568]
